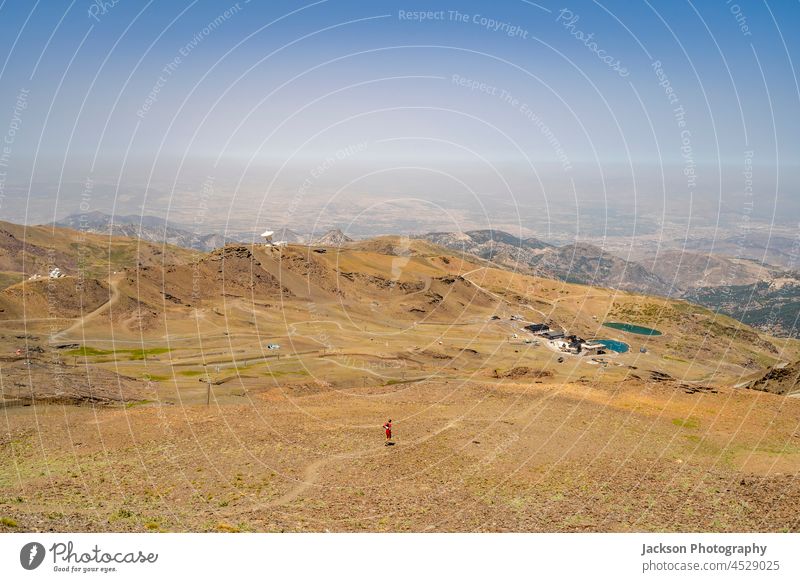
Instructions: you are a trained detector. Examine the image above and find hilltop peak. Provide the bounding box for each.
[314,228,353,247]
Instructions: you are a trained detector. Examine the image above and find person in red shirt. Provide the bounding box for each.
[383,419,392,444]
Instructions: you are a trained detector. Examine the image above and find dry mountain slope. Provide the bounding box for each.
[0,221,796,393]
[419,230,668,294]
[348,235,453,257]
[0,220,194,283]
[746,360,800,396]
[131,245,290,307]
[648,249,800,338]
[537,242,668,294]
[0,277,111,320]
[0,221,195,330]
[641,249,779,291]
[420,229,800,338]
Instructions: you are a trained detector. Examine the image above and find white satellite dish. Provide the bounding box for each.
[260,230,275,246]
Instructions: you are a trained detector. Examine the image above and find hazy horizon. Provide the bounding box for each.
[1,1,798,244]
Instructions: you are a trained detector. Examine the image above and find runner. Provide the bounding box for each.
[383,419,392,444]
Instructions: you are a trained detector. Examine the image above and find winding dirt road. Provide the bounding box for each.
[51,274,123,342]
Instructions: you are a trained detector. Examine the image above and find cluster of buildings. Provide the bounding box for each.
[28,267,66,280]
[524,323,605,356]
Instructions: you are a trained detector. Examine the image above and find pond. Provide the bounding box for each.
[602,322,663,336]
[594,339,630,353]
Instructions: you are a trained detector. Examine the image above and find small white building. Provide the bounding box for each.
[581,342,604,356]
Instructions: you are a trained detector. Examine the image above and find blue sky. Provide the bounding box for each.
[0,1,798,227]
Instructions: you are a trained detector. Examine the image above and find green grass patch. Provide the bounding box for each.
[263,369,309,378]
[179,370,205,377]
[65,346,115,357]
[0,516,18,527]
[65,346,171,359]
[125,347,171,360]
[672,417,700,430]
[108,247,132,266]
[125,400,155,409]
[755,443,800,455]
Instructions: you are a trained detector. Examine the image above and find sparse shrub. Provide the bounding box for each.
[108,508,134,523]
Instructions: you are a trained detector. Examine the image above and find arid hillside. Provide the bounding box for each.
[0,220,194,282]
[1,222,799,533]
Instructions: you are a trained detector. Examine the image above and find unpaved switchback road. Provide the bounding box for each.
[50,274,123,342]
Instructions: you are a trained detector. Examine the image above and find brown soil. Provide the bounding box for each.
[0,233,799,533]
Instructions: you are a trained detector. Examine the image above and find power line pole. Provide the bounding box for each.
[204,363,211,406]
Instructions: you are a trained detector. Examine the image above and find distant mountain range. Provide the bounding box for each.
[34,216,800,338]
[417,229,800,338]
[53,211,234,252]
[419,230,667,294]
[52,211,356,251]
[680,233,800,269]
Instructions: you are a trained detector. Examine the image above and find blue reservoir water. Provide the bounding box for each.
[595,339,630,353]
[602,322,662,336]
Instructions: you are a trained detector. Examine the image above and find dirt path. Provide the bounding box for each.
[235,452,354,515]
[462,268,551,320]
[271,457,328,506]
[51,274,122,342]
